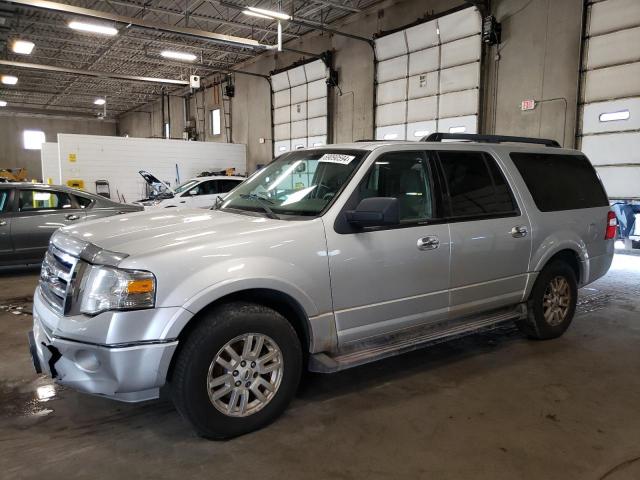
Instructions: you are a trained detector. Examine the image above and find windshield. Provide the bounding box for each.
[174,179,200,194]
[221,149,366,217]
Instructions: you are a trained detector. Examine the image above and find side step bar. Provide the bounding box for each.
[308,305,526,373]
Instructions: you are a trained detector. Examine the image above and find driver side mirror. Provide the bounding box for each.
[188,189,198,196]
[345,197,400,228]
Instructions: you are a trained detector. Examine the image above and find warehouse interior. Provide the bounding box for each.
[1,0,639,478]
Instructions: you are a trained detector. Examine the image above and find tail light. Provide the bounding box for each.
[605,211,617,240]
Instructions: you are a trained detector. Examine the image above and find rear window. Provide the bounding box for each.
[510,153,608,212]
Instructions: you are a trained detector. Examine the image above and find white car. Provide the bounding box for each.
[135,171,244,209]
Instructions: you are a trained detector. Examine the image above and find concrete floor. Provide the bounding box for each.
[1,256,639,480]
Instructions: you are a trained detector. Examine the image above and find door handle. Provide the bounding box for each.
[179,201,186,204]
[511,225,528,238]
[417,236,439,251]
[65,214,80,221]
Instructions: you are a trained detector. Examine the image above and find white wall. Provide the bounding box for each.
[40,142,60,184]
[56,134,246,203]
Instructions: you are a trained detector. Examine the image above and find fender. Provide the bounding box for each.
[530,231,589,284]
[159,275,323,341]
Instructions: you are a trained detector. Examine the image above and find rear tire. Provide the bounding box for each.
[170,301,302,439]
[516,261,578,340]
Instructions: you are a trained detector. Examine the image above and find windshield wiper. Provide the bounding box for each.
[238,193,280,219]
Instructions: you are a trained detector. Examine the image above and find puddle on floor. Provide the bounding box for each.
[0,380,59,418]
[0,295,33,317]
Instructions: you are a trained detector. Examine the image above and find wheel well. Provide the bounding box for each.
[546,249,581,282]
[167,289,311,381]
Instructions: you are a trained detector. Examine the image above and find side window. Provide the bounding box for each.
[0,190,10,212]
[438,151,517,217]
[358,151,434,223]
[74,195,93,209]
[18,190,73,211]
[510,153,608,211]
[219,180,241,192]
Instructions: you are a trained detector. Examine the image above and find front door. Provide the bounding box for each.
[325,150,451,347]
[436,150,532,316]
[0,188,15,263]
[12,188,86,263]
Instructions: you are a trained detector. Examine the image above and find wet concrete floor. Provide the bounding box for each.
[1,256,639,479]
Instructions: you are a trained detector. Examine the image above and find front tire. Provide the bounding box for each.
[170,302,302,439]
[516,261,578,340]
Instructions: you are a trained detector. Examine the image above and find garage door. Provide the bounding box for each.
[579,0,640,199]
[271,59,328,156]
[374,7,481,141]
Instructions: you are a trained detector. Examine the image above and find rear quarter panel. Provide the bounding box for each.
[490,146,614,286]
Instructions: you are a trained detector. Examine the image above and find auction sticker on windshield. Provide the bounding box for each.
[319,154,356,165]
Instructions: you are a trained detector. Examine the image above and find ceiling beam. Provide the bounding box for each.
[309,1,361,14]
[7,0,274,49]
[0,59,190,84]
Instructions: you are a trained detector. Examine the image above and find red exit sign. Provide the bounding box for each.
[521,99,536,111]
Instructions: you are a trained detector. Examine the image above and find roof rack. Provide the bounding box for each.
[421,133,561,148]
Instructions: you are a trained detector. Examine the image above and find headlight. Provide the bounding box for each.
[80,266,156,315]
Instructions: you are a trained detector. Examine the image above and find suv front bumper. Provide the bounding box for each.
[29,291,179,403]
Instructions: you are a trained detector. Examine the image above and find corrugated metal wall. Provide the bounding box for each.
[374,7,482,141]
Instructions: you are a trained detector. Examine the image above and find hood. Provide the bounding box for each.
[138,170,175,195]
[58,208,287,259]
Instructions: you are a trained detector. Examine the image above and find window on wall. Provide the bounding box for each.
[211,109,221,135]
[23,130,45,150]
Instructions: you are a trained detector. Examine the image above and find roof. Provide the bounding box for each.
[308,141,580,155]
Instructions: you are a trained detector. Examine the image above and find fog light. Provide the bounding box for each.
[74,350,101,372]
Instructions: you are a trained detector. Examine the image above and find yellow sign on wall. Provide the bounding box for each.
[68,153,77,162]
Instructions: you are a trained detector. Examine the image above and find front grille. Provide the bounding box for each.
[39,245,78,315]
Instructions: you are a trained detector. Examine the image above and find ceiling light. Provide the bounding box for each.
[94,98,106,106]
[160,50,197,62]
[68,21,118,36]
[1,75,18,85]
[12,40,35,55]
[243,10,273,20]
[246,6,291,20]
[0,100,7,107]
[449,126,467,133]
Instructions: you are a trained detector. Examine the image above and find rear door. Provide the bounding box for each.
[11,188,86,263]
[437,150,531,316]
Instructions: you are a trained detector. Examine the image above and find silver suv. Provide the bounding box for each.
[28,134,615,439]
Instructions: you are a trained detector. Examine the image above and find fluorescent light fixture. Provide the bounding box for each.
[1,75,18,85]
[413,130,429,137]
[312,142,323,147]
[383,133,399,140]
[0,100,7,107]
[243,10,273,20]
[449,126,466,133]
[69,21,118,36]
[12,40,35,55]
[599,110,630,122]
[94,98,106,106]
[160,50,197,62]
[278,146,287,152]
[246,6,291,20]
